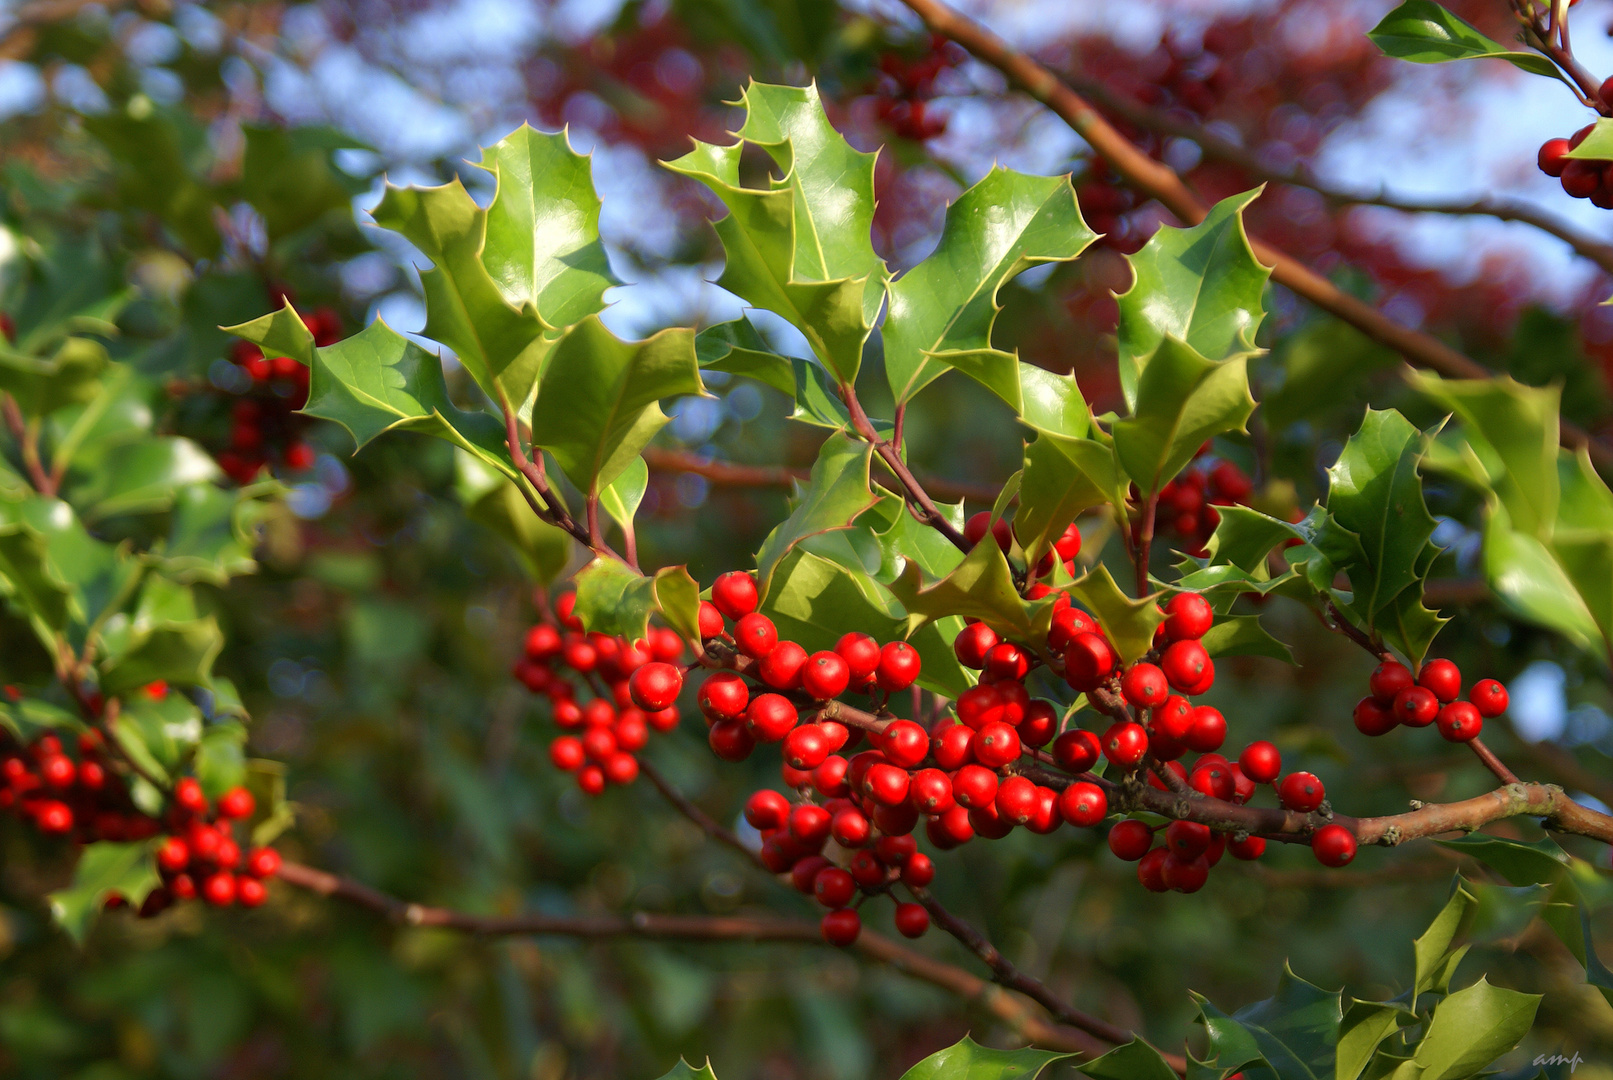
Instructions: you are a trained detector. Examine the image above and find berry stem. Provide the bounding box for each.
[2,393,54,496]
[499,398,610,555]
[636,756,768,871]
[1466,736,1521,786]
[1133,491,1158,598]
[839,380,970,553]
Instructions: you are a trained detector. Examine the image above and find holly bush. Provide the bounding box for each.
[6,1,1613,1078]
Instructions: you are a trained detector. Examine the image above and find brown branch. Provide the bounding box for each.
[1467,736,1522,786]
[1058,70,1613,278]
[1134,493,1156,598]
[641,446,1003,506]
[637,756,766,871]
[840,381,970,551]
[909,886,1187,1074]
[276,860,1111,1056]
[898,0,1613,473]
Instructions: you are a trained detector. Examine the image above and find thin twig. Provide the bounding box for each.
[2,394,52,495]
[840,381,970,551]
[637,757,766,871]
[1468,737,1522,786]
[641,447,1003,505]
[897,0,1613,472]
[1134,493,1156,599]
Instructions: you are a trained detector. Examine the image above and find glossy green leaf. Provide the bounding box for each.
[0,337,110,416]
[655,1060,719,1080]
[1552,528,1613,652]
[1199,614,1292,662]
[81,103,220,256]
[245,758,296,848]
[0,696,84,742]
[97,580,223,694]
[69,437,222,521]
[0,507,75,635]
[48,841,160,945]
[1115,189,1270,409]
[663,82,883,383]
[371,177,550,407]
[764,549,973,697]
[1202,505,1309,575]
[888,536,1040,644]
[1482,499,1599,650]
[1369,0,1567,81]
[1435,835,1570,887]
[236,124,370,242]
[1338,1002,1411,1080]
[223,301,316,367]
[1412,978,1539,1080]
[1373,542,1450,669]
[1557,447,1613,531]
[194,720,247,798]
[600,456,650,533]
[1413,882,1477,1004]
[479,125,615,330]
[869,494,967,583]
[573,557,660,641]
[697,318,795,397]
[1566,118,1613,161]
[1013,435,1116,566]
[1112,337,1254,496]
[884,167,1095,415]
[899,1034,1075,1080]
[1263,320,1398,430]
[1079,1038,1183,1080]
[156,481,278,586]
[1067,564,1166,665]
[1409,373,1559,539]
[756,433,876,595]
[1228,966,1342,1080]
[454,449,572,584]
[653,566,703,650]
[530,316,703,494]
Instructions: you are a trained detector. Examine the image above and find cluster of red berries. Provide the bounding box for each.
[871,34,965,141]
[963,511,1084,582]
[515,594,687,795]
[1351,657,1507,744]
[217,306,342,484]
[146,776,281,913]
[1144,453,1256,558]
[1,688,281,916]
[1539,120,1613,208]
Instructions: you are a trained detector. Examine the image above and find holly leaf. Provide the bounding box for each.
[888,536,1041,644]
[194,720,247,798]
[655,1061,719,1080]
[68,437,222,522]
[663,82,883,384]
[478,125,615,330]
[1202,505,1311,575]
[899,1034,1075,1080]
[1112,336,1255,496]
[1414,882,1478,1004]
[884,167,1096,420]
[600,456,650,534]
[0,337,111,417]
[1369,0,1568,82]
[868,494,967,583]
[573,558,700,643]
[530,316,703,495]
[371,177,550,408]
[0,696,84,742]
[1199,614,1292,662]
[697,317,795,396]
[653,566,703,649]
[1338,1002,1413,1080]
[1412,979,1539,1080]
[1482,498,1599,650]
[1115,189,1270,410]
[756,432,877,595]
[1015,437,1124,567]
[1567,118,1613,162]
[223,301,316,367]
[155,481,278,586]
[454,449,572,584]
[1079,1038,1182,1080]
[236,124,370,242]
[48,841,161,944]
[97,579,223,693]
[1067,563,1166,665]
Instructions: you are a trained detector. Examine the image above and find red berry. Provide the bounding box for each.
[893,901,930,938]
[1101,721,1149,769]
[831,808,871,847]
[1064,632,1116,691]
[549,736,585,771]
[1278,771,1326,812]
[956,683,1004,730]
[647,706,680,732]
[902,852,936,887]
[218,787,256,820]
[698,601,725,638]
[202,872,237,906]
[734,613,778,659]
[1184,706,1226,753]
[1230,835,1266,860]
[1311,823,1356,867]
[708,719,755,761]
[526,624,563,659]
[743,692,796,741]
[876,641,922,691]
[1369,661,1414,705]
[649,627,685,662]
[603,752,639,785]
[759,641,809,690]
[1025,786,1061,834]
[964,511,1012,552]
[865,763,911,806]
[873,800,919,837]
[1161,641,1209,692]
[932,724,974,770]
[581,726,617,763]
[783,724,831,769]
[953,622,998,669]
[1470,679,1508,718]
[1436,701,1482,743]
[158,836,190,873]
[698,672,750,722]
[628,663,683,712]
[973,721,1021,768]
[40,753,74,788]
[801,651,851,700]
[1418,659,1461,703]
[744,789,791,830]
[246,847,282,878]
[1163,853,1209,893]
[1189,762,1233,801]
[821,908,861,946]
[1108,819,1153,861]
[994,775,1039,825]
[877,721,927,769]
[1163,593,1213,640]
[835,632,882,682]
[790,804,833,847]
[1058,781,1107,826]
[1046,607,1095,651]
[814,866,856,908]
[1392,686,1438,727]
[1052,728,1100,774]
[1353,697,1397,736]
[614,711,648,752]
[1564,159,1602,199]
[876,834,916,865]
[284,443,316,471]
[1054,522,1082,561]
[1165,820,1211,859]
[907,767,955,813]
[983,642,1029,682]
[1238,740,1281,784]
[175,777,208,816]
[1540,137,1573,177]
[951,764,1000,809]
[1121,664,1169,709]
[711,571,759,620]
[1017,699,1058,749]
[1137,848,1170,892]
[236,876,269,907]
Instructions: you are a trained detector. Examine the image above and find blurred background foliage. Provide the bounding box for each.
[2,0,1613,1078]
